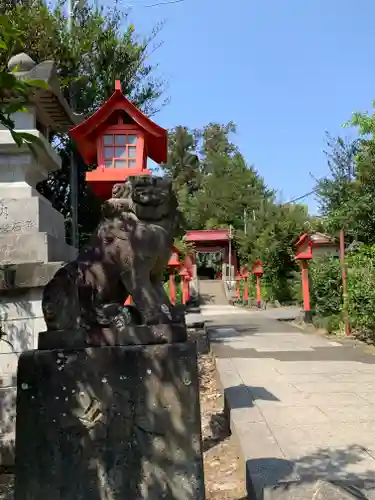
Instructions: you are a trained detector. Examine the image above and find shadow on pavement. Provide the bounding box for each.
[246,445,375,499]
[224,385,279,410]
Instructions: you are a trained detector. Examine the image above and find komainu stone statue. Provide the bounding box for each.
[42,175,185,345]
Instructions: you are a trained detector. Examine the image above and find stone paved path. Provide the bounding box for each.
[204,307,375,499]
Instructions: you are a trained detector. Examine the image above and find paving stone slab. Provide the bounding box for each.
[264,480,375,500]
[209,319,375,500]
[320,404,375,422]
[260,405,330,426]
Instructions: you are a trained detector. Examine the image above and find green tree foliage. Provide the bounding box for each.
[0,0,165,245]
[317,110,375,245]
[315,134,368,242]
[163,126,201,195]
[310,103,375,335]
[239,203,310,303]
[317,134,358,217]
[164,121,311,302]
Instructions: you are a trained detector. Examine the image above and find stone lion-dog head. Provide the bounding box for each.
[100,175,185,236]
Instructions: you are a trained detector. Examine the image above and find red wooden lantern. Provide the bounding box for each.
[168,248,180,268]
[253,260,264,277]
[168,246,180,305]
[295,233,313,323]
[253,260,263,308]
[69,80,167,200]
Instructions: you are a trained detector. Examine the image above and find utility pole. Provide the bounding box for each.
[339,163,352,337]
[244,209,247,235]
[228,224,233,284]
[67,0,79,249]
[340,229,350,336]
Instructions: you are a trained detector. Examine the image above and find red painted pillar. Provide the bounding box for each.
[242,272,249,304]
[253,260,264,309]
[169,272,176,305]
[256,275,261,308]
[236,275,241,301]
[179,269,190,305]
[187,276,191,301]
[301,260,312,322]
[244,280,249,303]
[182,278,189,304]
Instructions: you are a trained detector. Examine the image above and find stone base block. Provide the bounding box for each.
[0,232,76,264]
[38,322,188,350]
[15,342,205,500]
[0,196,66,241]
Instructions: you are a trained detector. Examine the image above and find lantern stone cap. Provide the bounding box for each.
[8,52,36,72]
[69,79,168,165]
[8,52,81,132]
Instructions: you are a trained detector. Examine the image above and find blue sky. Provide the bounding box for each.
[124,0,375,213]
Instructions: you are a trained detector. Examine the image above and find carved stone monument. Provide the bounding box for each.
[0,52,78,465]
[14,175,205,499]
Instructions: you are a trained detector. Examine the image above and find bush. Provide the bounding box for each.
[309,255,342,319]
[234,276,268,306]
[347,245,375,338]
[313,314,342,334]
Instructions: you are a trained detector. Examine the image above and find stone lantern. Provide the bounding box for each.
[294,232,338,323]
[0,53,79,466]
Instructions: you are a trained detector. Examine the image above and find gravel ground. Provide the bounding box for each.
[194,330,247,500]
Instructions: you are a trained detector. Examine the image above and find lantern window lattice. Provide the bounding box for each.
[102,134,138,169]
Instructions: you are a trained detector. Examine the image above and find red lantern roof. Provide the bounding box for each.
[253,259,264,276]
[69,80,168,166]
[168,246,180,268]
[295,232,337,261]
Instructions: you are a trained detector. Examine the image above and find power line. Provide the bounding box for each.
[144,0,185,7]
[285,188,318,204]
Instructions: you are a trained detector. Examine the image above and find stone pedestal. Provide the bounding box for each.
[0,53,78,465]
[14,342,205,500]
[0,263,63,465]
